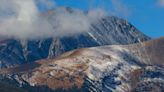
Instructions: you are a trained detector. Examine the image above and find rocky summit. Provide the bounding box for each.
[0,9,150,69]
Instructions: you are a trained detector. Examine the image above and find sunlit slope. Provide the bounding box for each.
[0,37,163,92]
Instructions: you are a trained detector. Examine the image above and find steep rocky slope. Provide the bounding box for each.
[0,13,150,68]
[0,37,163,92]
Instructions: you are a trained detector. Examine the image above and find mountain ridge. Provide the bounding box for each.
[0,37,163,92]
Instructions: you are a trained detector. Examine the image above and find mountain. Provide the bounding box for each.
[0,8,150,68]
[0,37,163,92]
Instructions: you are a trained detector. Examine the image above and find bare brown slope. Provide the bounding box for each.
[130,37,164,65]
[0,37,163,74]
[143,37,164,64]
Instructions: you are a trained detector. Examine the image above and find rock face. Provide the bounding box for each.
[0,37,163,92]
[0,13,150,68]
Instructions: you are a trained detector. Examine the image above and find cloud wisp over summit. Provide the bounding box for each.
[110,0,131,18]
[0,0,132,39]
[0,0,107,39]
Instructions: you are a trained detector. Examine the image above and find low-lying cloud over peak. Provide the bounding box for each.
[0,0,106,39]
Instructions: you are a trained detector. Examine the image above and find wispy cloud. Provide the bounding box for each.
[0,0,132,39]
[110,0,131,18]
[0,0,106,39]
[87,0,131,18]
[157,0,164,7]
[37,0,56,10]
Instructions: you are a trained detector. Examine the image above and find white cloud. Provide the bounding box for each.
[0,0,55,39]
[0,0,106,39]
[0,0,133,39]
[47,8,106,36]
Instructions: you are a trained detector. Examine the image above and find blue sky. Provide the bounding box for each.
[51,0,164,38]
